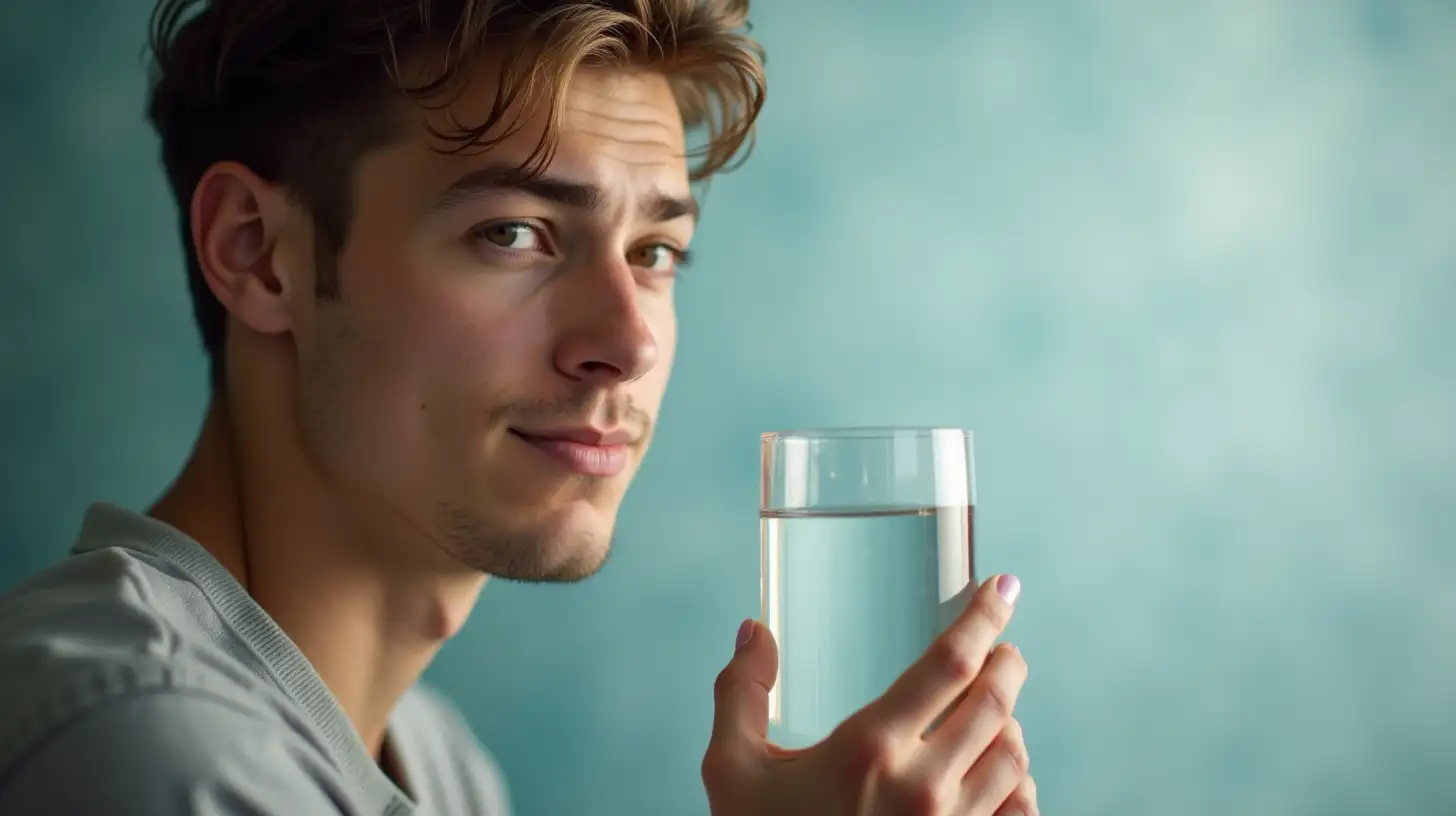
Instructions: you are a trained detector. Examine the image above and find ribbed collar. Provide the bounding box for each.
[73,502,414,816]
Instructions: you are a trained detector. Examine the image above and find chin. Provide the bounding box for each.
[491,526,613,583]
[532,534,614,582]
[437,499,617,583]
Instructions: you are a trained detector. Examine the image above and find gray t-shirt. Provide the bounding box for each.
[0,503,510,816]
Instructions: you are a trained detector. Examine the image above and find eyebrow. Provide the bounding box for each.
[430,164,699,223]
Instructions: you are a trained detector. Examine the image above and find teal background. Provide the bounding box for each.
[3,1,1454,814]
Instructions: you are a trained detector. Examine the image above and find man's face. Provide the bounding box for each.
[283,62,691,581]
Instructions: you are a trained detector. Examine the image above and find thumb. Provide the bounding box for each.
[709,619,779,754]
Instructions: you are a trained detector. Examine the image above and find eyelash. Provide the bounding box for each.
[470,220,693,273]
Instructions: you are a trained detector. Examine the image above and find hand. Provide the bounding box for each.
[702,574,1037,816]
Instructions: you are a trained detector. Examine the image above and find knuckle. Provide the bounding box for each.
[889,775,951,816]
[1021,773,1040,810]
[700,746,745,811]
[699,743,729,786]
[857,731,900,776]
[1004,717,1025,744]
[999,728,1031,775]
[929,635,980,683]
[701,743,733,781]
[997,642,1029,681]
[712,666,737,701]
[836,721,901,779]
[975,675,1018,720]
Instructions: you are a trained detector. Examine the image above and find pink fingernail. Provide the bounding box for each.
[735,619,755,651]
[996,574,1021,605]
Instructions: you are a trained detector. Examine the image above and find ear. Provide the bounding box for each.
[189,161,300,337]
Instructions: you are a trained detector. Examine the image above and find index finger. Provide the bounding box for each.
[860,574,1021,736]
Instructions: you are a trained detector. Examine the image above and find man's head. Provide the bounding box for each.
[146,0,764,582]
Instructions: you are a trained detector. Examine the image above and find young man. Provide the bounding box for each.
[0,1,1038,814]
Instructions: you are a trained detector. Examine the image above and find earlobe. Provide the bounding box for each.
[190,161,296,336]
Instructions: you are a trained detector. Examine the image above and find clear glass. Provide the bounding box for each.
[760,427,976,749]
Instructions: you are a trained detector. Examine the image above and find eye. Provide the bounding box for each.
[473,221,547,252]
[630,243,691,274]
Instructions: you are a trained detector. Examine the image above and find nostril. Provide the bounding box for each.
[575,360,625,380]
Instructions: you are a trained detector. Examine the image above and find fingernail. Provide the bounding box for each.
[735,619,755,652]
[996,574,1021,605]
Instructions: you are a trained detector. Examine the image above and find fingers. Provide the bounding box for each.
[926,642,1028,777]
[702,619,780,798]
[993,774,1038,816]
[960,719,1030,816]
[861,574,1021,736]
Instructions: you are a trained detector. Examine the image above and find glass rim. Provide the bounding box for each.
[760,426,972,441]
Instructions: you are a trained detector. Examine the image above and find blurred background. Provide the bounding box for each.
[2,0,1454,813]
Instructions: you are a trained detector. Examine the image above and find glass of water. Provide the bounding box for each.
[760,427,976,749]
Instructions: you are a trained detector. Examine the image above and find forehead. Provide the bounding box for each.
[409,55,690,194]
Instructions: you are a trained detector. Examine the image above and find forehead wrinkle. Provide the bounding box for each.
[565,107,680,138]
[567,76,670,102]
[572,130,684,153]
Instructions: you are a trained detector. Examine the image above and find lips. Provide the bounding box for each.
[509,428,635,477]
[517,427,636,447]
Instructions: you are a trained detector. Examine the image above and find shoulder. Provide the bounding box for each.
[0,551,342,813]
[0,544,194,667]
[0,548,295,778]
[392,684,512,815]
[0,687,349,814]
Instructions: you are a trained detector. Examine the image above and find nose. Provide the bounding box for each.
[552,261,660,386]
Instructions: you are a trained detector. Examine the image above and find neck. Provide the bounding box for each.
[150,395,487,757]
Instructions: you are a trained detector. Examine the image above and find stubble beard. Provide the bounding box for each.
[433,499,615,583]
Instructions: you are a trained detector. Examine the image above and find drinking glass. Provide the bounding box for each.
[760,427,976,749]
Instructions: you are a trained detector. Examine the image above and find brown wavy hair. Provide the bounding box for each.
[145,0,767,382]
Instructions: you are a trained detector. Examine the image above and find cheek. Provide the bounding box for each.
[413,287,547,425]
[301,302,504,503]
[298,272,453,443]
[428,285,544,372]
[347,253,525,395]
[658,313,678,373]
[295,311,429,503]
[657,305,678,363]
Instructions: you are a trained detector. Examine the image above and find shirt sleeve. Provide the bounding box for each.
[0,689,351,816]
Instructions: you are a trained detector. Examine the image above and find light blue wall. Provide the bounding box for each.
[2,1,1453,814]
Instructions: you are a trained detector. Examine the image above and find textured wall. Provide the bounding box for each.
[2,1,1453,813]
